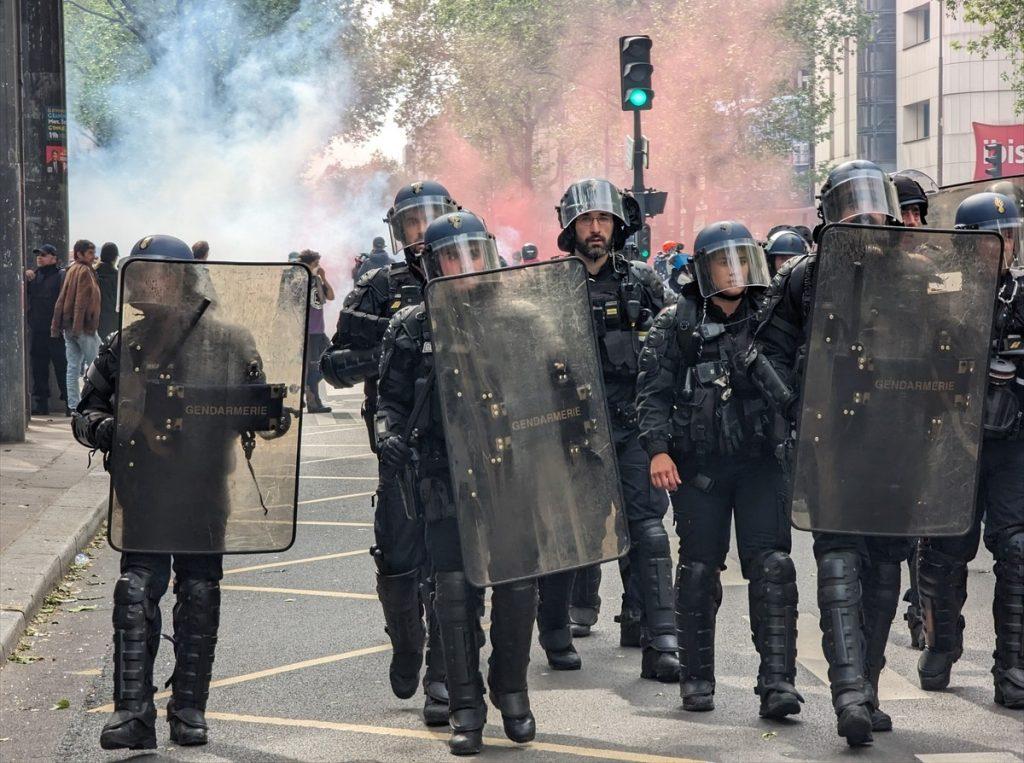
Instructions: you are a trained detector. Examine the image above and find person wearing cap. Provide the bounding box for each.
[298,249,335,413]
[51,239,101,410]
[96,242,120,340]
[25,243,68,415]
[357,236,393,279]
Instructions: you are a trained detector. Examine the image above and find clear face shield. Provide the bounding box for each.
[558,179,626,229]
[694,239,772,298]
[821,170,903,225]
[388,196,459,255]
[122,260,187,312]
[977,218,1023,271]
[424,233,502,280]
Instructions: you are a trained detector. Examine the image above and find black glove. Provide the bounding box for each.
[94,417,115,452]
[379,435,412,470]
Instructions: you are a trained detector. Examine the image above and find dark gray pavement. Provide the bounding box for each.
[1,386,1021,762]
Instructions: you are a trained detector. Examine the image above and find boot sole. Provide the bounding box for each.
[99,735,156,751]
[837,709,873,746]
[918,670,951,691]
[760,696,802,719]
[682,697,715,712]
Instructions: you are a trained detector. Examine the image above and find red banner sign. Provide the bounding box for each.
[973,122,1024,180]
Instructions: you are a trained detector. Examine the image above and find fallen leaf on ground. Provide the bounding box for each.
[761,731,777,741]
[67,606,97,613]
[51,699,70,710]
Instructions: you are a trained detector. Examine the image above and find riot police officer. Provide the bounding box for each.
[891,172,930,229]
[750,160,911,745]
[916,192,1024,709]
[72,236,236,749]
[521,242,539,262]
[376,212,538,756]
[763,229,809,276]
[540,178,680,682]
[636,221,803,719]
[320,181,458,725]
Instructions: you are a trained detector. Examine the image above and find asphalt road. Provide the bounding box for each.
[2,385,1021,762]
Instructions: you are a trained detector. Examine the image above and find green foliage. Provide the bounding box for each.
[941,0,1024,115]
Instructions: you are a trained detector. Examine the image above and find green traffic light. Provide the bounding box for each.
[628,89,648,107]
[641,249,650,259]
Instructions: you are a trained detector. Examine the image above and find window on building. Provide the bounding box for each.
[904,4,931,48]
[904,100,930,142]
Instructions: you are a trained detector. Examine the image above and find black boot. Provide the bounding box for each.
[375,563,426,699]
[615,606,642,648]
[537,571,581,670]
[166,578,220,746]
[435,572,486,756]
[421,574,449,727]
[569,565,601,638]
[676,559,720,711]
[817,551,873,746]
[306,386,332,414]
[916,545,967,692]
[748,551,803,719]
[488,580,538,744]
[100,570,159,751]
[862,560,901,732]
[993,531,1024,709]
[635,521,679,683]
[31,397,48,416]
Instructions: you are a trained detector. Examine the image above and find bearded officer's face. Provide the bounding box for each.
[402,209,429,255]
[573,212,615,260]
[902,205,923,228]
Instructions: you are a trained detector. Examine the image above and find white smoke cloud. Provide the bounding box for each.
[66,0,391,290]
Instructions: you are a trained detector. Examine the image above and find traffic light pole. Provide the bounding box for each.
[632,109,646,219]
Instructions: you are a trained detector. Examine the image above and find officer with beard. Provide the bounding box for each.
[915,192,1024,709]
[320,181,459,726]
[750,160,910,745]
[636,221,803,720]
[376,211,538,755]
[538,179,680,683]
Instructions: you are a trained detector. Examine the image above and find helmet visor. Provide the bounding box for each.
[425,233,501,279]
[388,196,459,254]
[978,219,1023,269]
[694,240,771,298]
[821,171,903,225]
[559,179,626,229]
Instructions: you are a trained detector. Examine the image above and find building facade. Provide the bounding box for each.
[818,0,1022,186]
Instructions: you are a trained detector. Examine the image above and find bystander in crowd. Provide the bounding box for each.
[24,243,68,416]
[51,239,101,410]
[96,242,119,339]
[298,249,334,413]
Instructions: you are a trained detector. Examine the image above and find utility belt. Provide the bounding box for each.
[671,378,770,461]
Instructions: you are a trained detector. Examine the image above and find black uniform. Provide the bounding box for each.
[916,270,1024,707]
[538,255,679,680]
[321,263,448,718]
[754,253,911,737]
[26,263,68,411]
[376,303,537,748]
[636,282,801,715]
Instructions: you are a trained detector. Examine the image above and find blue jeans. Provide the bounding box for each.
[64,330,100,409]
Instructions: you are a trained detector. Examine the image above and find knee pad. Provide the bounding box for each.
[435,571,470,609]
[995,529,1024,567]
[817,550,860,609]
[631,518,670,557]
[173,579,221,633]
[751,550,797,606]
[677,560,721,610]
[113,570,159,629]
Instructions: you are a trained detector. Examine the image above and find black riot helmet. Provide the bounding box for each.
[421,211,501,281]
[128,234,195,261]
[764,229,809,274]
[385,180,459,258]
[692,221,772,299]
[555,178,641,253]
[521,242,539,261]
[890,172,930,225]
[955,192,1022,271]
[819,160,903,225]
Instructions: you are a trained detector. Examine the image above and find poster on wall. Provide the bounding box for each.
[973,122,1024,180]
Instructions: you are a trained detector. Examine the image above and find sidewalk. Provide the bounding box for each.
[0,414,109,662]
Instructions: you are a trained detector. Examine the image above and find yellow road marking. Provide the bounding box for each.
[302,453,377,465]
[202,711,706,762]
[89,644,392,715]
[298,491,374,505]
[72,668,102,676]
[223,549,364,575]
[220,585,376,599]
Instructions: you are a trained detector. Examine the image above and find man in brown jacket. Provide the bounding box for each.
[52,239,101,409]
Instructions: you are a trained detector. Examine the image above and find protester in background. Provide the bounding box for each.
[192,240,210,261]
[51,239,101,410]
[25,243,68,416]
[357,236,392,278]
[298,249,335,413]
[96,242,120,340]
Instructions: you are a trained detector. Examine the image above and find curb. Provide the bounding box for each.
[0,472,109,663]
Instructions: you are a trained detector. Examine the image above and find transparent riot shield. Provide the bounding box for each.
[928,175,1024,231]
[426,258,629,587]
[790,225,1003,536]
[109,259,310,554]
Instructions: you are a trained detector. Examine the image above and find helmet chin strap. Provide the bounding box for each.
[713,290,745,302]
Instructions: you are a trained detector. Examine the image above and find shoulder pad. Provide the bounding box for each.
[356,266,389,289]
[627,260,657,281]
[651,302,678,330]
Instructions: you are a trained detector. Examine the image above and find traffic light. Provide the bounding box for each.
[619,35,653,111]
[984,142,1003,179]
[636,224,652,260]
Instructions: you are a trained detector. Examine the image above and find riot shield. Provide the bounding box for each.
[790,225,1003,536]
[426,258,629,587]
[109,259,310,554]
[928,174,1024,231]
